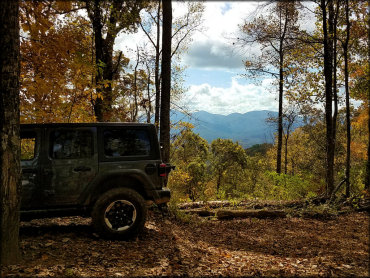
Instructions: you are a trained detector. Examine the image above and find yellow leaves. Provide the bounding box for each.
[168,168,191,191]
[351,141,367,160]
[93,92,104,101]
[173,121,194,130]
[352,107,368,130]
[20,2,96,124]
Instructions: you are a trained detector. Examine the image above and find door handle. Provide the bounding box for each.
[73,166,91,172]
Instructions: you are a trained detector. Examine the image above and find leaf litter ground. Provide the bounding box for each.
[1,210,368,277]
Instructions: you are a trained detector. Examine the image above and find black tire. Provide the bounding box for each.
[91,188,147,240]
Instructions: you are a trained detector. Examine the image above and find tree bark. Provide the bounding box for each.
[86,1,145,122]
[0,0,21,265]
[159,0,172,163]
[154,1,161,132]
[185,209,215,217]
[321,0,335,196]
[277,53,284,174]
[343,0,351,196]
[332,1,339,156]
[132,48,140,122]
[276,3,289,175]
[87,0,114,122]
[217,209,287,220]
[284,133,289,174]
[366,94,370,190]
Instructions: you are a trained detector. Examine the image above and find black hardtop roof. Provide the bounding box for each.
[21,122,154,128]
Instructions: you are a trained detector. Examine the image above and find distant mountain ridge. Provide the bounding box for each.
[171,110,281,148]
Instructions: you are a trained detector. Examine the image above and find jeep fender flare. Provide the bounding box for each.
[83,170,158,207]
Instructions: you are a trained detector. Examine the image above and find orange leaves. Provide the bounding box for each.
[20,1,95,123]
[352,108,368,131]
[351,141,367,160]
[351,107,368,161]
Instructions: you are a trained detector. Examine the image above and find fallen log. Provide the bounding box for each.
[178,201,233,210]
[184,209,215,217]
[178,200,307,210]
[217,209,287,220]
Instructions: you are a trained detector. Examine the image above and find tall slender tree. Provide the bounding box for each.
[320,0,336,195]
[237,1,300,174]
[0,0,21,265]
[140,1,204,130]
[342,0,351,196]
[160,0,172,163]
[140,1,161,130]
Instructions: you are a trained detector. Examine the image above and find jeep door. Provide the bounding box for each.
[20,128,42,209]
[42,127,98,207]
[98,126,163,190]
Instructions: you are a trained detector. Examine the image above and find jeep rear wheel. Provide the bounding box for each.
[92,188,147,239]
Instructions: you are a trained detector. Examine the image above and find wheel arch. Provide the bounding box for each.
[87,174,149,209]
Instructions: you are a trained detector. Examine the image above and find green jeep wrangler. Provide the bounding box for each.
[20,123,173,239]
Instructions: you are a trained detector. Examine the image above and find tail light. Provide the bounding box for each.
[159,163,167,177]
[158,163,176,177]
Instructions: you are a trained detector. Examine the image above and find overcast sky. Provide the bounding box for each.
[116,1,317,116]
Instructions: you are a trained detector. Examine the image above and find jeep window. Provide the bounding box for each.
[103,129,151,157]
[50,130,93,159]
[21,131,36,161]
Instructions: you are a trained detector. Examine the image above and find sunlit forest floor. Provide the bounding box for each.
[1,206,369,277]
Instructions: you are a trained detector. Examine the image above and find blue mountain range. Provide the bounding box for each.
[171,110,281,148]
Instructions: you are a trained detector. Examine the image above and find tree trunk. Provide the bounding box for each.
[132,48,140,122]
[366,96,370,190]
[277,54,283,175]
[159,0,172,163]
[284,134,289,174]
[87,0,116,122]
[332,1,339,156]
[146,64,152,123]
[321,0,335,196]
[0,0,21,265]
[154,1,161,132]
[276,3,288,175]
[343,0,351,196]
[217,209,287,220]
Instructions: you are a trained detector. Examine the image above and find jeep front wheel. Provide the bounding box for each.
[92,188,147,239]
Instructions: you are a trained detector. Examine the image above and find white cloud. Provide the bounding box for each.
[115,2,264,69]
[183,39,245,70]
[182,1,266,70]
[114,1,314,115]
[299,1,318,33]
[192,1,260,43]
[180,76,277,115]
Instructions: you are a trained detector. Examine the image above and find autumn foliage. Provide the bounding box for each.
[18,1,369,201]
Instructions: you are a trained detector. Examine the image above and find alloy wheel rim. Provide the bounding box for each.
[104,200,137,231]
